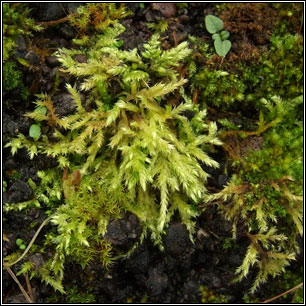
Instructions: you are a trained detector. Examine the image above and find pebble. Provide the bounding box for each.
[46,56,60,68]
[8,180,33,203]
[152,3,177,18]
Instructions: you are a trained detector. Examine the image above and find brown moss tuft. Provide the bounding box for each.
[219,3,277,62]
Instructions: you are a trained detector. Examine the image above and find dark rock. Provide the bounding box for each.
[164,223,192,257]
[6,120,19,136]
[3,113,14,135]
[105,214,142,250]
[126,214,142,240]
[24,51,40,66]
[8,180,33,203]
[53,92,79,117]
[15,116,32,134]
[105,219,128,248]
[19,166,37,183]
[146,266,169,296]
[46,56,60,68]
[29,3,66,21]
[125,246,150,274]
[59,24,76,40]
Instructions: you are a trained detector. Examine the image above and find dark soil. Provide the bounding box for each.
[2,3,303,304]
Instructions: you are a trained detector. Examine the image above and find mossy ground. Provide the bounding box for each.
[2,3,303,303]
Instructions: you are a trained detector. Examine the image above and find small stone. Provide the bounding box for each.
[104,220,128,248]
[45,56,60,68]
[152,3,177,18]
[53,92,78,117]
[164,223,192,256]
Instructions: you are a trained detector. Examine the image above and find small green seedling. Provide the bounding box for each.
[139,3,145,9]
[16,238,26,250]
[34,106,47,116]
[29,124,41,140]
[29,106,47,140]
[205,15,231,57]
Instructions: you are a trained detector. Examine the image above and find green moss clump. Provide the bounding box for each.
[3,61,29,100]
[242,33,303,103]
[273,3,303,35]
[192,68,245,109]
[206,96,303,293]
[68,3,131,45]
[5,17,222,293]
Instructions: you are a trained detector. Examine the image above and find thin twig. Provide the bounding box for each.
[36,16,69,27]
[25,273,34,303]
[4,266,33,303]
[260,282,303,304]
